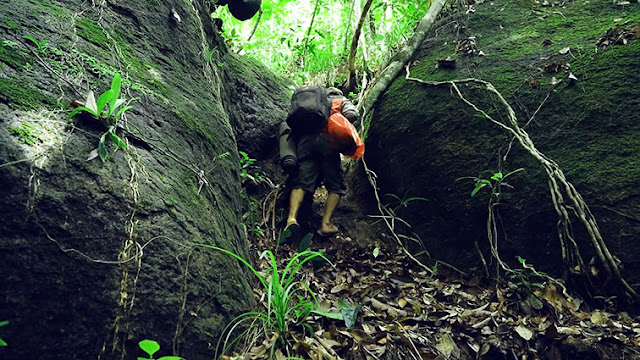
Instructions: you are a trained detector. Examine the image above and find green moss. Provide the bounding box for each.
[11,122,40,145]
[0,78,57,110]
[29,0,66,16]
[0,40,30,69]
[1,17,19,30]
[75,18,107,45]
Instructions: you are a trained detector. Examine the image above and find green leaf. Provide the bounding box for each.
[111,98,126,114]
[137,358,152,360]
[373,247,380,258]
[69,106,98,119]
[23,35,38,44]
[0,338,6,346]
[341,303,361,328]
[98,133,108,162]
[474,113,486,119]
[109,73,122,111]
[529,295,544,310]
[158,357,183,360]
[139,339,160,357]
[97,89,114,115]
[518,256,526,264]
[471,183,488,197]
[108,128,128,149]
[503,167,525,179]
[310,309,343,320]
[114,105,133,121]
[278,228,291,244]
[297,233,313,252]
[490,172,503,181]
[0,321,8,327]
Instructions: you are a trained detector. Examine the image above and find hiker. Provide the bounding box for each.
[283,86,360,241]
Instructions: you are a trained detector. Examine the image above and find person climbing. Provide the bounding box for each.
[283,86,359,242]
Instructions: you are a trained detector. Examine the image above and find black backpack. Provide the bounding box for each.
[286,85,331,135]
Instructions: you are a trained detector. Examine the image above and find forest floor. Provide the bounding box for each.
[228,170,640,360]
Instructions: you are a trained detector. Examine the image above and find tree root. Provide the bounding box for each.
[362,159,435,276]
[404,65,637,298]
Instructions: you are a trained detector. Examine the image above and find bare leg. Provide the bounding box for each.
[320,193,341,234]
[287,188,305,226]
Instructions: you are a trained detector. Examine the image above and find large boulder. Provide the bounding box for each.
[0,0,288,359]
[361,0,640,288]
[221,53,293,160]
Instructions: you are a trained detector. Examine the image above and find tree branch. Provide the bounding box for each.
[357,0,447,114]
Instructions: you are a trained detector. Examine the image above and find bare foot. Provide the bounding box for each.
[318,223,339,236]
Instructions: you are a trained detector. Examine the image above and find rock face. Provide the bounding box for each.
[0,0,289,359]
[362,0,640,287]
[221,54,293,160]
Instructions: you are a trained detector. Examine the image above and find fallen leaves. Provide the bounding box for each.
[235,230,640,360]
[596,23,640,51]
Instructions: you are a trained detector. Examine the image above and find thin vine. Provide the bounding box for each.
[403,64,636,298]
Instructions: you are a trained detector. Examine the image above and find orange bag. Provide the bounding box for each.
[327,98,365,159]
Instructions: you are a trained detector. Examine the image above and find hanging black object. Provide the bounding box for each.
[228,0,261,21]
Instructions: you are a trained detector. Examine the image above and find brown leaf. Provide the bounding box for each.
[398,298,408,309]
[369,298,408,317]
[331,282,349,294]
[515,325,534,341]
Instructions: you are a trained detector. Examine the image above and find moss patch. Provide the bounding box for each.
[10,122,41,145]
[364,0,640,277]
[0,40,30,69]
[75,18,107,46]
[0,78,57,110]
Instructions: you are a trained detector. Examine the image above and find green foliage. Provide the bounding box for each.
[69,73,132,162]
[505,256,546,310]
[212,0,432,84]
[196,244,329,357]
[457,168,525,198]
[137,339,182,360]
[0,320,8,346]
[243,196,265,236]
[238,150,257,183]
[370,193,427,232]
[22,35,48,53]
[238,151,273,187]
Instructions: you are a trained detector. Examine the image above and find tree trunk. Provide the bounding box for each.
[343,0,356,54]
[346,0,375,93]
[302,0,322,70]
[357,0,447,114]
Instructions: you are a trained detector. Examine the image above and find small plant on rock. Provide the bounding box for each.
[69,73,133,162]
[23,35,48,53]
[458,168,524,198]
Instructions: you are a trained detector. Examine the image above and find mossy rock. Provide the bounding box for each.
[0,0,295,359]
[362,0,640,288]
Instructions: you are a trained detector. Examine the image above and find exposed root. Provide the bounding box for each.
[362,158,435,276]
[404,64,637,298]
